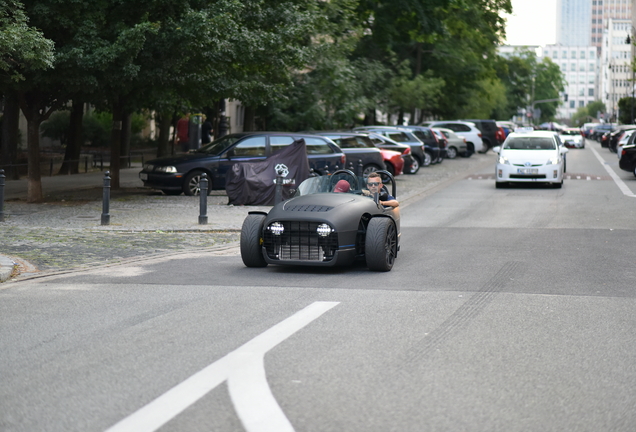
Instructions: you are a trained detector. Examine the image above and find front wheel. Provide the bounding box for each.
[240,214,268,267]
[365,218,398,272]
[407,157,420,174]
[363,164,382,177]
[423,151,432,167]
[446,147,458,159]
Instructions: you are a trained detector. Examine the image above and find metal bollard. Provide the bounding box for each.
[275,170,284,205]
[199,173,208,225]
[101,171,110,226]
[0,169,5,222]
[358,159,364,177]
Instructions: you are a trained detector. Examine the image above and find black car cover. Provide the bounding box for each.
[225,139,311,205]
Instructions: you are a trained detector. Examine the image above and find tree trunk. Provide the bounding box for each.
[59,100,84,175]
[244,106,255,131]
[121,110,131,168]
[110,98,123,189]
[1,92,20,180]
[26,115,44,202]
[156,111,172,158]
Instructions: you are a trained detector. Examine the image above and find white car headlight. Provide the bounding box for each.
[156,166,177,173]
[498,156,510,165]
[546,157,560,165]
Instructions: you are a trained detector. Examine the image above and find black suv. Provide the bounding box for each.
[460,119,499,152]
[139,132,346,195]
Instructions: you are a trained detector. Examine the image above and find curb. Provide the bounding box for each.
[0,255,17,283]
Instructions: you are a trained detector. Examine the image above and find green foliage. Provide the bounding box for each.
[40,110,70,145]
[570,100,606,126]
[388,64,444,115]
[618,97,636,124]
[0,0,54,85]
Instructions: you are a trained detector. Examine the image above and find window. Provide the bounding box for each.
[571,51,577,59]
[304,137,335,155]
[270,135,295,154]
[570,100,576,108]
[580,64,586,71]
[579,101,585,107]
[589,63,595,72]
[589,88,595,96]
[563,50,568,58]
[233,136,267,157]
[553,51,559,58]
[571,63,576,71]
[581,51,586,59]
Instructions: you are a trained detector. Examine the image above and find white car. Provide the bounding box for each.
[559,128,585,148]
[420,120,484,154]
[493,130,569,189]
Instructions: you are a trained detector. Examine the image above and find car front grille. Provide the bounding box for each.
[510,174,547,179]
[263,221,339,262]
[285,205,333,212]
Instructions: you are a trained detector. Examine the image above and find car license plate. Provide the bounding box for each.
[139,173,148,181]
[517,168,538,174]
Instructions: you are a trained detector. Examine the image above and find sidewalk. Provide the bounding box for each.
[0,167,270,282]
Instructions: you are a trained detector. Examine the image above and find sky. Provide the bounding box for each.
[503,0,557,46]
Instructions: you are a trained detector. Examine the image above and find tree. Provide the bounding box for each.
[0,0,54,182]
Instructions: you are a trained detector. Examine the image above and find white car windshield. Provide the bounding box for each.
[504,137,556,150]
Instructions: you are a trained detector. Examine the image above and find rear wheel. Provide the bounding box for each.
[183,170,209,196]
[446,147,458,159]
[365,218,397,272]
[240,214,268,267]
[385,162,395,176]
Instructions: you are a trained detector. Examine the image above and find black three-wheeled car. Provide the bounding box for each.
[240,170,400,271]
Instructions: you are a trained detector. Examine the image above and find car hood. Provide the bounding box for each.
[501,150,558,164]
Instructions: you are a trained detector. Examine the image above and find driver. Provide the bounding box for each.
[364,172,399,208]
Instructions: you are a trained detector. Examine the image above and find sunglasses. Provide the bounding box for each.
[367,182,380,186]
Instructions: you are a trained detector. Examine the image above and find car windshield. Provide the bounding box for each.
[504,137,556,150]
[196,134,242,155]
[295,173,364,196]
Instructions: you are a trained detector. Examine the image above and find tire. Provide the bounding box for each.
[495,182,507,189]
[446,147,458,159]
[385,162,395,176]
[478,140,490,153]
[240,214,268,267]
[408,157,420,174]
[363,164,382,177]
[553,181,563,189]
[162,189,182,195]
[423,151,432,167]
[365,217,398,272]
[182,170,208,196]
[633,166,636,178]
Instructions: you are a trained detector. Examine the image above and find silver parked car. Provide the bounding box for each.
[433,128,468,159]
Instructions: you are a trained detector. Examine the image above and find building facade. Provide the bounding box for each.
[542,45,599,119]
[600,18,633,120]
[557,0,592,46]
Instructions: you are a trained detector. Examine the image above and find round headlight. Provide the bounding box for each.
[317,223,332,237]
[269,222,284,236]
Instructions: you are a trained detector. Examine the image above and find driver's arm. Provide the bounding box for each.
[380,199,399,208]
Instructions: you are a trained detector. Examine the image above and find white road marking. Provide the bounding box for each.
[589,146,636,198]
[104,301,340,432]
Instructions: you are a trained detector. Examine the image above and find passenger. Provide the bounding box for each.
[333,179,351,193]
[364,172,399,208]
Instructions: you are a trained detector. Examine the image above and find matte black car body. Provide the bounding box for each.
[139,132,346,195]
[352,126,430,171]
[311,132,387,176]
[240,170,400,271]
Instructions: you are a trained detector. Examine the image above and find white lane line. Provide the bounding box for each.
[105,301,340,432]
[589,146,636,198]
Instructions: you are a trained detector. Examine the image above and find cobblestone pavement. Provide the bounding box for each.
[0,153,494,280]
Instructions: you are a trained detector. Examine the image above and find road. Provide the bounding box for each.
[2,140,636,432]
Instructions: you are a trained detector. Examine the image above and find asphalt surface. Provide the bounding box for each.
[0,156,493,282]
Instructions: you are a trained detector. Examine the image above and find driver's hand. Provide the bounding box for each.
[362,189,371,196]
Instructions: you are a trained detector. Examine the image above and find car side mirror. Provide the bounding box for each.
[560,147,569,154]
[226,149,235,159]
[492,146,501,153]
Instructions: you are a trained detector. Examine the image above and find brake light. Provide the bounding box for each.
[341,155,346,165]
[478,133,482,137]
[403,147,411,155]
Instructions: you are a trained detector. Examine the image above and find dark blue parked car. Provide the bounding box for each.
[139,132,346,195]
